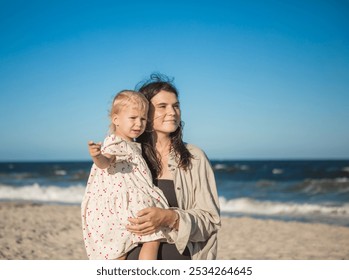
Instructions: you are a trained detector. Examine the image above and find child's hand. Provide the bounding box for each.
[88,141,102,158]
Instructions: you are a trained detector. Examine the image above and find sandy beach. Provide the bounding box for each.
[1,201,349,260]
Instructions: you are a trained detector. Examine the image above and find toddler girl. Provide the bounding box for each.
[81,90,172,260]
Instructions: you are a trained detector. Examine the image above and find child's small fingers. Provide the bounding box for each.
[88,141,95,146]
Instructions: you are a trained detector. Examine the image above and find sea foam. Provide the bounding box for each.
[0,183,85,204]
[219,197,349,217]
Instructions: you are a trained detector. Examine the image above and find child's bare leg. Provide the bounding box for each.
[115,254,127,260]
[139,241,160,260]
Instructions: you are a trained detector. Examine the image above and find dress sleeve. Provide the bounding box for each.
[101,135,133,162]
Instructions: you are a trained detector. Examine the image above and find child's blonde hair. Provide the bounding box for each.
[109,90,149,133]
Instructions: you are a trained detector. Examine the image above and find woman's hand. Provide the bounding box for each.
[126,207,173,236]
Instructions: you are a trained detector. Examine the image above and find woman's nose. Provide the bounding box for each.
[167,106,176,115]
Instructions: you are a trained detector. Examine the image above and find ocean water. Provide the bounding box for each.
[1,160,349,227]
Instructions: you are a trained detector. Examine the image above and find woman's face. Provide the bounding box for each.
[149,90,181,135]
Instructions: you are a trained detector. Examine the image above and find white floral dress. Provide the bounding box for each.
[81,134,171,259]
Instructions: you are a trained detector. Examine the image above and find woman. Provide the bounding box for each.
[126,74,221,260]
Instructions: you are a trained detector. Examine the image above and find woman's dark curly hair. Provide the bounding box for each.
[136,73,193,179]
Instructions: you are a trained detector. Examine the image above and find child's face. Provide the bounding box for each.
[113,104,147,141]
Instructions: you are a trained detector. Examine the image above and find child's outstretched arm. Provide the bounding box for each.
[88,141,113,169]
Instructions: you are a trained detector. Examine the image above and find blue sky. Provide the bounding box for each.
[0,0,348,161]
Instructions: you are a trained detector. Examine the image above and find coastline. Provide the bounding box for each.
[1,202,349,260]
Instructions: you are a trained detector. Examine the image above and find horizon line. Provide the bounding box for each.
[1,158,349,163]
